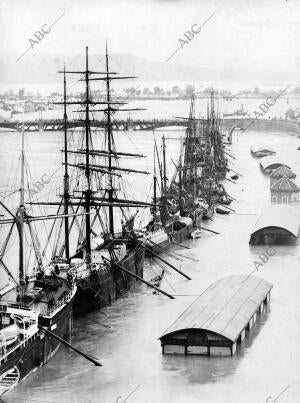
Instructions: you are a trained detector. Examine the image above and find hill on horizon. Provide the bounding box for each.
[1,52,295,85]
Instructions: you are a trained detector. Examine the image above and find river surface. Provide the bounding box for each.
[0,106,300,402]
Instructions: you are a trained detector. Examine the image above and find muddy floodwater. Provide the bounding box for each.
[1,123,300,402]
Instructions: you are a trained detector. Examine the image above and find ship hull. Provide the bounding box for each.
[146,225,193,254]
[145,213,202,254]
[73,246,145,315]
[0,297,74,396]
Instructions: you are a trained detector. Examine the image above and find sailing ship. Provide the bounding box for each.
[0,127,76,396]
[32,46,152,314]
[142,97,207,252]
[168,93,229,221]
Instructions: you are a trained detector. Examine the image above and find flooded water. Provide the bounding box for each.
[1,109,300,402]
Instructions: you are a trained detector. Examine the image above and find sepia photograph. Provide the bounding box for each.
[0,0,299,402]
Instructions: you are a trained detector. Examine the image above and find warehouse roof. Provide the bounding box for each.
[251,204,300,238]
[260,156,290,170]
[270,166,296,179]
[271,177,299,192]
[160,274,273,343]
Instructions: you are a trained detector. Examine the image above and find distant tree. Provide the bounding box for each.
[171,86,180,96]
[285,109,296,119]
[219,90,231,97]
[184,85,195,97]
[203,87,214,93]
[142,87,151,96]
[8,89,14,96]
[123,87,137,97]
[254,87,260,94]
[153,86,164,96]
[136,89,141,96]
[18,88,25,98]
[293,87,300,94]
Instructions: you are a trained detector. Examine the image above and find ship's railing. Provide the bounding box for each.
[41,285,76,317]
[0,301,33,312]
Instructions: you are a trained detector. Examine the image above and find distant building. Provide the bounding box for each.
[35,102,47,111]
[24,100,35,113]
[270,176,299,207]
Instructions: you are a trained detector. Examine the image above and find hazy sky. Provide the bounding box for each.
[1,0,300,76]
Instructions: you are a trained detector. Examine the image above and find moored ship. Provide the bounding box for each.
[32,46,152,315]
[0,127,76,396]
[169,93,229,222]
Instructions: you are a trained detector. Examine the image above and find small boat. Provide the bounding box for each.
[191,229,202,239]
[0,367,20,396]
[231,174,239,180]
[297,146,300,150]
[250,143,276,157]
[216,207,230,215]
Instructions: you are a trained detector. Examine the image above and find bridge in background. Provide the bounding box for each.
[0,118,299,135]
[0,119,185,132]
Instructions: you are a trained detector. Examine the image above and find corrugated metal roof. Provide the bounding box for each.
[271,177,299,192]
[251,143,275,154]
[251,204,300,237]
[160,275,273,343]
[260,156,290,170]
[270,166,296,179]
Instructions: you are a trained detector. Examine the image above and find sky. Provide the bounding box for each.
[1,0,300,80]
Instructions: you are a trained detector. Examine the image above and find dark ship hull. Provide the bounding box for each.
[0,293,75,395]
[73,246,145,315]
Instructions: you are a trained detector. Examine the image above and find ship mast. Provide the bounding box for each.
[30,46,150,258]
[17,124,25,286]
[63,66,70,261]
[105,43,114,236]
[84,46,92,262]
[178,155,183,215]
[87,43,146,238]
[153,146,157,224]
[162,135,167,195]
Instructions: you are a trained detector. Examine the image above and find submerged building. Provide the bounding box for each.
[270,176,299,207]
[159,275,273,357]
[249,204,300,245]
